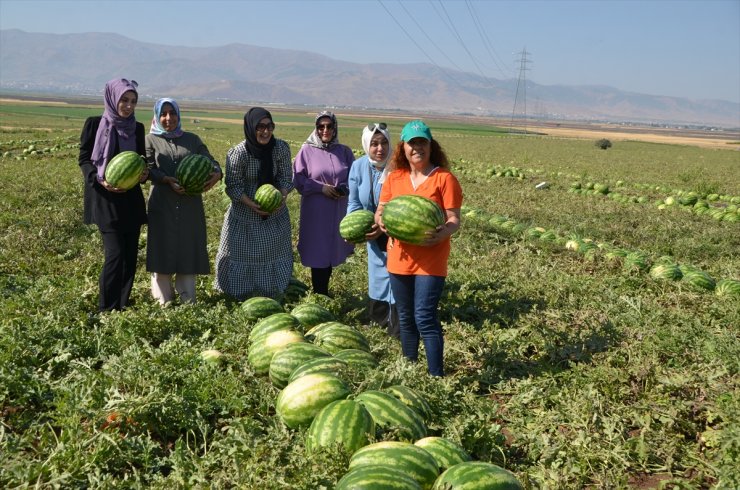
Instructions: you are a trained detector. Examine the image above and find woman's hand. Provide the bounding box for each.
[139,168,149,183]
[322,184,341,199]
[421,208,461,246]
[101,179,126,193]
[374,204,387,233]
[163,176,186,195]
[202,170,222,192]
[365,223,384,241]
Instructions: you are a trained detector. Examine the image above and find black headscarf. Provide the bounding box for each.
[244,107,276,187]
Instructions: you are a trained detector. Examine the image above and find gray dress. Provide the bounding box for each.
[145,132,220,275]
[214,140,294,299]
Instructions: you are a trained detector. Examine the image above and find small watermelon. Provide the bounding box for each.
[340,209,376,243]
[254,183,282,213]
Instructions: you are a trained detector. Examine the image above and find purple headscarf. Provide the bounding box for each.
[92,78,139,182]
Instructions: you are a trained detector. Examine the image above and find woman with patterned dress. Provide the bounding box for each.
[214,107,294,299]
[145,98,222,305]
[293,111,355,296]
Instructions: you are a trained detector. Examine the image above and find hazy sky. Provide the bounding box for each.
[1,0,738,103]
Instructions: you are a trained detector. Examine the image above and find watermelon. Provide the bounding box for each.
[681,269,716,291]
[382,195,445,245]
[336,465,422,490]
[432,461,523,490]
[104,151,145,190]
[241,296,283,322]
[340,210,376,243]
[276,373,350,428]
[269,342,331,388]
[623,252,650,272]
[355,390,427,441]
[313,325,370,354]
[715,278,740,297]
[175,153,212,194]
[290,303,335,328]
[649,263,683,281]
[306,399,375,453]
[249,312,302,343]
[288,356,349,384]
[414,437,471,471]
[305,321,355,340]
[254,183,282,213]
[349,441,439,489]
[334,349,378,369]
[247,329,305,375]
[385,385,433,420]
[199,349,223,366]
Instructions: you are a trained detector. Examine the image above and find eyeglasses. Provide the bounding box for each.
[316,123,335,131]
[256,122,275,133]
[367,122,387,131]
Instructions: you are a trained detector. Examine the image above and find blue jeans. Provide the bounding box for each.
[389,273,446,376]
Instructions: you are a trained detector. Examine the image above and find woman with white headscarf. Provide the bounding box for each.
[347,122,399,338]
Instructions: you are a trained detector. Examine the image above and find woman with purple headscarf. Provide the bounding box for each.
[293,111,356,296]
[145,98,222,305]
[78,78,148,312]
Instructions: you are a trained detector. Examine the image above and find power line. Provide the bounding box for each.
[464,0,511,79]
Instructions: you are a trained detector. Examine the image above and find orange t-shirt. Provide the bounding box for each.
[379,167,463,276]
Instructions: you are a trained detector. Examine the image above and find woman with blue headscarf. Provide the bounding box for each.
[145,98,222,305]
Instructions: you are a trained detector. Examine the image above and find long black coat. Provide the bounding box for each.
[78,116,147,232]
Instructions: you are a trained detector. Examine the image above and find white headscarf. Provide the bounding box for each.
[362,123,391,168]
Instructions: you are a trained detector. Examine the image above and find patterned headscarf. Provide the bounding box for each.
[361,123,391,167]
[243,107,276,187]
[304,110,339,150]
[149,97,184,138]
[91,78,139,182]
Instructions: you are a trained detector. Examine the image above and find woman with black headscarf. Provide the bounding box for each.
[214,107,294,299]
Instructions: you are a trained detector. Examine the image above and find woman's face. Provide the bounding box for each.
[255,116,274,145]
[316,116,335,143]
[117,91,137,118]
[369,132,389,163]
[404,137,431,167]
[159,103,179,132]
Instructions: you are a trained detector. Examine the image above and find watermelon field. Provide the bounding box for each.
[1,98,739,489]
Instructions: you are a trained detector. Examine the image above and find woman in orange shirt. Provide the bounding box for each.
[376,120,463,376]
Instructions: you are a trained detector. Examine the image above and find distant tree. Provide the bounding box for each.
[596,138,612,150]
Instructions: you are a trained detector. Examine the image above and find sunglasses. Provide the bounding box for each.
[367,122,388,131]
[256,122,275,133]
[316,123,335,131]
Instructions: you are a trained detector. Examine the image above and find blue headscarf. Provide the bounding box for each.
[149,97,184,138]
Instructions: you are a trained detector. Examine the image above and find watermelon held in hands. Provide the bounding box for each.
[382,195,445,245]
[340,210,376,243]
[104,151,145,190]
[176,153,213,194]
[254,183,282,213]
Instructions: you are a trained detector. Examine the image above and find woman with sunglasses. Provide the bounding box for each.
[375,120,463,377]
[214,107,294,299]
[293,111,355,296]
[145,98,222,305]
[347,122,399,338]
[78,78,148,312]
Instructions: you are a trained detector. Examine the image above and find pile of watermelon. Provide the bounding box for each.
[239,293,524,488]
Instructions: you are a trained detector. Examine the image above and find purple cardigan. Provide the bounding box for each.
[293,144,355,267]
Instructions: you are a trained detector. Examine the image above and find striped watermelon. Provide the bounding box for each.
[681,269,716,291]
[385,385,433,420]
[355,390,427,441]
[715,278,740,297]
[276,373,350,428]
[269,342,331,388]
[306,399,375,453]
[104,151,145,190]
[649,263,683,281]
[414,437,471,471]
[241,296,284,322]
[623,252,650,272]
[314,325,370,354]
[254,183,282,213]
[340,210,376,243]
[247,329,305,375]
[291,303,335,328]
[432,461,522,490]
[250,313,302,343]
[175,153,212,194]
[382,195,445,245]
[336,465,422,490]
[305,321,354,340]
[334,349,378,369]
[288,356,349,384]
[349,441,439,489]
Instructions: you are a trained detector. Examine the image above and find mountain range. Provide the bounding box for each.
[1,29,738,128]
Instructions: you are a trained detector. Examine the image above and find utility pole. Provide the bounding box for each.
[510,48,531,134]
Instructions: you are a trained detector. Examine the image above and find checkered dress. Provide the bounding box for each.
[214,140,294,299]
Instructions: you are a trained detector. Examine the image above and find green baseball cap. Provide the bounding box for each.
[400,120,432,142]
